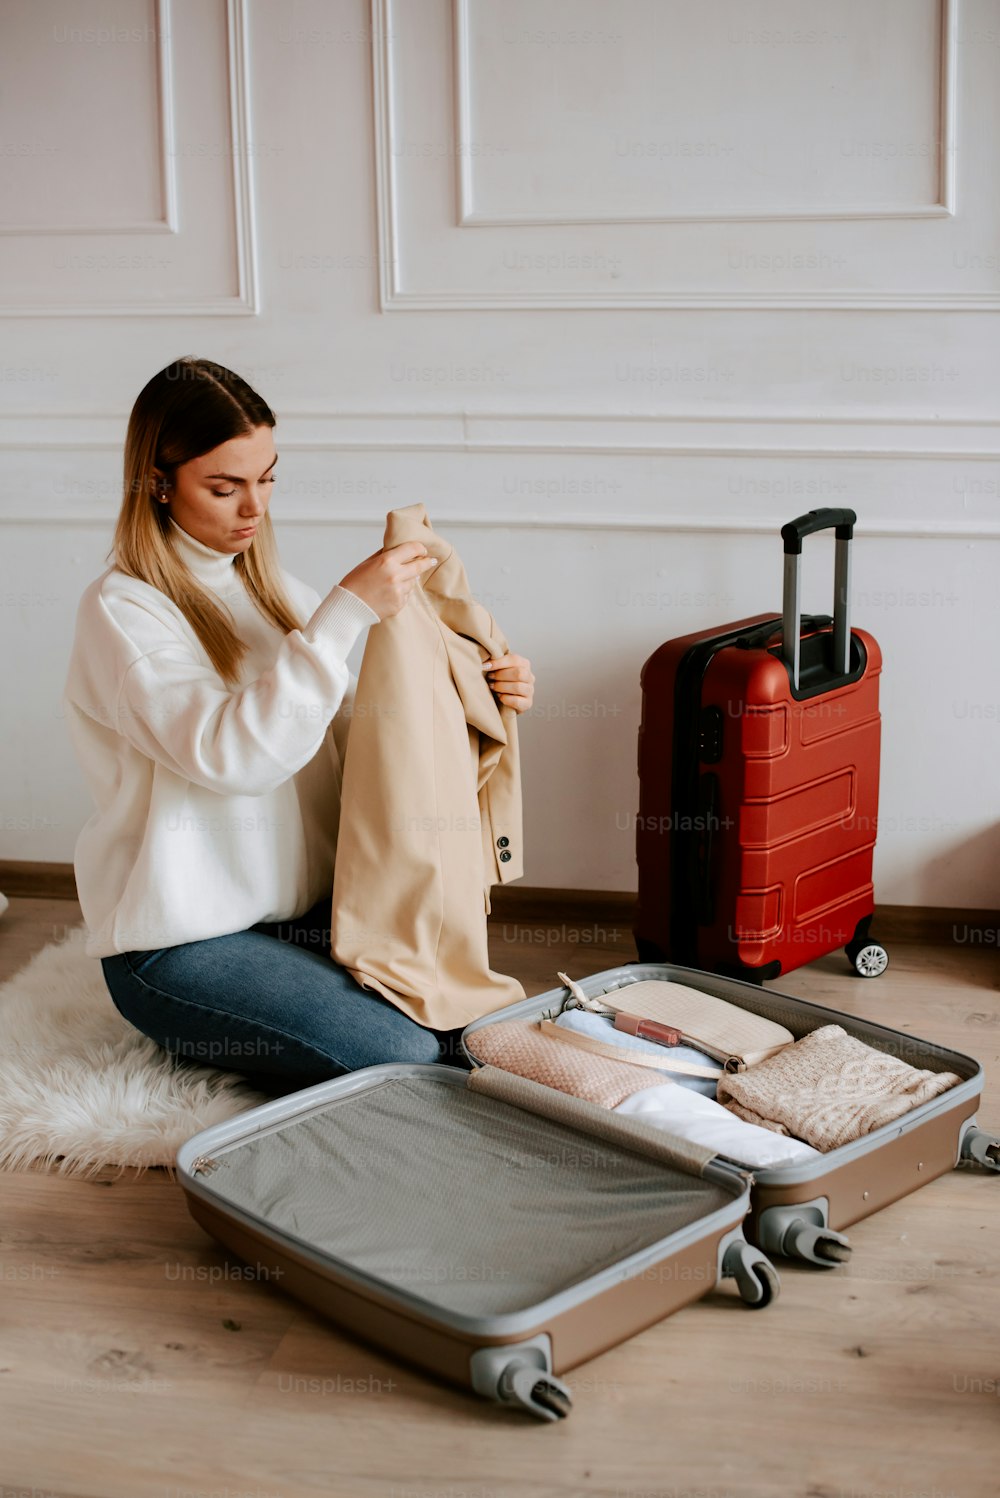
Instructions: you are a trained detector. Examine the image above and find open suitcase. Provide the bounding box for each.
[177,1059,779,1421]
[463,963,1000,1269]
[635,507,888,983]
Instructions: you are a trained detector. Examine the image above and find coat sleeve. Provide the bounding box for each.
[112,583,378,797]
[330,670,360,765]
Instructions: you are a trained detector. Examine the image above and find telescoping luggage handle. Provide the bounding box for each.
[780,508,856,691]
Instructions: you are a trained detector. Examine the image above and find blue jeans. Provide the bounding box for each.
[100,894,471,1096]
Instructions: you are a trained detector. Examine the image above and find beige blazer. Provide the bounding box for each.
[329,503,526,1030]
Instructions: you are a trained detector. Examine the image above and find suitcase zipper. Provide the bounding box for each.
[191,1155,219,1175]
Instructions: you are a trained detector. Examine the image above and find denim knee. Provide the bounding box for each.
[380,1021,446,1066]
[100,953,134,1014]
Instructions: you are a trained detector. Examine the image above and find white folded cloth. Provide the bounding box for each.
[615,1083,821,1170]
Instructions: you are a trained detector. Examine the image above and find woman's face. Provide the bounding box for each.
[157,424,278,555]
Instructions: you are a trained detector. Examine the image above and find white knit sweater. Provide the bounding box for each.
[62,516,380,958]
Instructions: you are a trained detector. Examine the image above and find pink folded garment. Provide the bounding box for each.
[717,1023,962,1151]
[468,1019,665,1110]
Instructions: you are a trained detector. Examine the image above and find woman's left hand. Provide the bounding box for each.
[482,652,535,714]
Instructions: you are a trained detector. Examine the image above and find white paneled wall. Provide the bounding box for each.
[1,0,998,908]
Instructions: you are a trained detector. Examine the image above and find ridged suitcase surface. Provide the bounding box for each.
[177,1062,779,1421]
[636,509,886,982]
[462,963,1000,1269]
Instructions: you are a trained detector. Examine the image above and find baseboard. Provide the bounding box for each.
[1,862,996,949]
[869,905,999,947]
[488,886,1000,949]
[1,861,79,901]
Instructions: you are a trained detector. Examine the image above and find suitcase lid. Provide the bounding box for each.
[176,1061,750,1339]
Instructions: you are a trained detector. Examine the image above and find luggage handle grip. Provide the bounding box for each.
[781,509,856,689]
[781,508,856,554]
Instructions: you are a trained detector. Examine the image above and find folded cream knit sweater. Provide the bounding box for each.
[718,1023,962,1151]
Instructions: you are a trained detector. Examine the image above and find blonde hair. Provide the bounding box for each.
[111,356,304,688]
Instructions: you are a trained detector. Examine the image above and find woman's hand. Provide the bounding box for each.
[482,652,534,714]
[339,541,438,620]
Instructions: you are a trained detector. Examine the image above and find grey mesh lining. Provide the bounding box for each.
[201,1075,732,1317]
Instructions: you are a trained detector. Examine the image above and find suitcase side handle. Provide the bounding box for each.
[780,508,857,690]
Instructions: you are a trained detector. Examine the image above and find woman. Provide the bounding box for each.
[62,357,535,1094]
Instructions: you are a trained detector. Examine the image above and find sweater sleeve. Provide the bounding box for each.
[113,583,379,797]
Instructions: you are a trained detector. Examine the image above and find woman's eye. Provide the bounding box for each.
[211,474,274,498]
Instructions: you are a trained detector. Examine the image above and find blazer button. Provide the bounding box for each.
[499,849,511,863]
[497,836,509,848]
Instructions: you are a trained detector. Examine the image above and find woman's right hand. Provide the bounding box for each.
[338,541,439,620]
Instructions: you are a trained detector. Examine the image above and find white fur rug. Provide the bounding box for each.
[0,924,269,1176]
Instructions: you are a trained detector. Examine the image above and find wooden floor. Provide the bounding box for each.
[2,896,999,1498]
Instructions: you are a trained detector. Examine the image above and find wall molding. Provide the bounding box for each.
[0,0,179,239]
[374,0,994,310]
[0,0,258,317]
[5,408,1000,459]
[372,0,401,312]
[454,0,958,227]
[2,402,997,539]
[4,409,999,536]
[378,288,1000,311]
[261,518,998,541]
[226,0,259,315]
[6,513,996,539]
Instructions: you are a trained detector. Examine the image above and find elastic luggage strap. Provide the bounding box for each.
[467,1065,716,1178]
[536,1019,724,1080]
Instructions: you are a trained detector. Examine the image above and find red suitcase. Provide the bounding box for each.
[635,508,887,984]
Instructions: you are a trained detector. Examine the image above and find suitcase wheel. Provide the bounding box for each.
[845,939,889,978]
[471,1339,574,1421]
[497,1362,574,1422]
[721,1239,781,1309]
[781,1218,852,1267]
[960,1125,1000,1173]
[755,1202,852,1268]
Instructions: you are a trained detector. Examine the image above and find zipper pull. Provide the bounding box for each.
[191,1155,219,1176]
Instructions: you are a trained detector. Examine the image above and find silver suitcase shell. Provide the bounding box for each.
[177,1059,778,1420]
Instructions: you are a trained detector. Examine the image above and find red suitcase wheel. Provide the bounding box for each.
[846,940,889,978]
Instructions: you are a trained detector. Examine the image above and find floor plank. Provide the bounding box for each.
[1,898,998,1497]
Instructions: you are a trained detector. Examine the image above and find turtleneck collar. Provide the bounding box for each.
[167,515,242,594]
